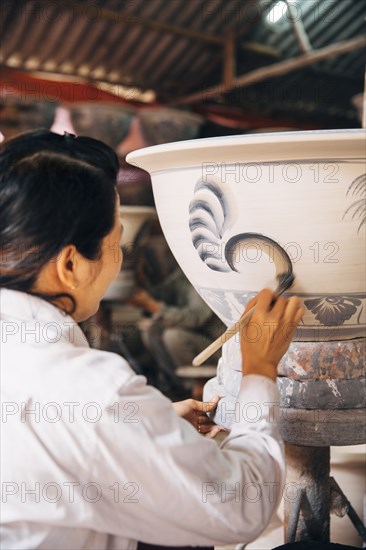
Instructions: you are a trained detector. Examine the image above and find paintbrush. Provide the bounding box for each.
[192,271,295,367]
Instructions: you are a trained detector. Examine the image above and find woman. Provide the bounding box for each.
[0,130,304,549]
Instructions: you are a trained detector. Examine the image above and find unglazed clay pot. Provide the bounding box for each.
[138,108,203,145]
[69,103,134,149]
[0,98,57,140]
[127,130,365,341]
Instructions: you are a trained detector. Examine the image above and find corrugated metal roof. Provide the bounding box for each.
[247,0,365,77]
[1,0,365,124]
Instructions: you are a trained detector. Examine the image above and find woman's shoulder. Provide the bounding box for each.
[2,339,139,409]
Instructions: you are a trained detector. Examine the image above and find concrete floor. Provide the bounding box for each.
[216,445,366,549]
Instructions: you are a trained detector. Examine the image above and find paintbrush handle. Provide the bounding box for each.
[191,278,294,367]
[192,306,255,367]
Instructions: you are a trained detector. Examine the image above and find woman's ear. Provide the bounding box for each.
[55,245,79,290]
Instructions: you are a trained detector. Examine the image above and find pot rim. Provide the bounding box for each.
[127,128,365,173]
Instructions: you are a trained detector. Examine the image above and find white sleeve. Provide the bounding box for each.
[88,372,285,547]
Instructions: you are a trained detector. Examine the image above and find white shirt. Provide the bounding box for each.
[0,289,285,549]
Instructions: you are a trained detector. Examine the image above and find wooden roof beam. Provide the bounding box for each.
[175,35,366,104]
[286,0,313,54]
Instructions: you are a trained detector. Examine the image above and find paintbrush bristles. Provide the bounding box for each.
[192,272,295,367]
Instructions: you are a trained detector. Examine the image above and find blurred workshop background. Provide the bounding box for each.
[1,3,366,547]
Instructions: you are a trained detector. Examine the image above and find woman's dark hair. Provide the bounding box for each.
[0,129,119,314]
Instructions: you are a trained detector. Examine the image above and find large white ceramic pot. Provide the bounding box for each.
[127,130,365,340]
[103,206,156,300]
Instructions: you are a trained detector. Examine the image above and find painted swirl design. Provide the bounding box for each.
[189,177,293,282]
[189,179,233,272]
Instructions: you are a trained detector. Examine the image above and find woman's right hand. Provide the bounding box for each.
[240,288,304,381]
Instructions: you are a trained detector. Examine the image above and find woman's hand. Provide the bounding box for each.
[172,395,225,438]
[241,288,304,381]
[128,289,161,314]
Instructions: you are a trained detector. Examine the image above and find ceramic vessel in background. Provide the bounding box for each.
[127,130,366,340]
[116,163,154,206]
[0,97,57,140]
[138,108,204,145]
[352,92,365,127]
[119,206,156,247]
[69,103,134,149]
[103,206,156,300]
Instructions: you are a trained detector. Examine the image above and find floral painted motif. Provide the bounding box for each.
[198,288,256,327]
[304,296,362,325]
[343,173,366,234]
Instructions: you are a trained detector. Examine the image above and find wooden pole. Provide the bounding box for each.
[286,0,312,53]
[363,67,366,129]
[223,36,235,91]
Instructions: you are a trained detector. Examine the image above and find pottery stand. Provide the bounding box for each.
[278,339,366,543]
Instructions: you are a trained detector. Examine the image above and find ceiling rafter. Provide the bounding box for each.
[175,34,366,104]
